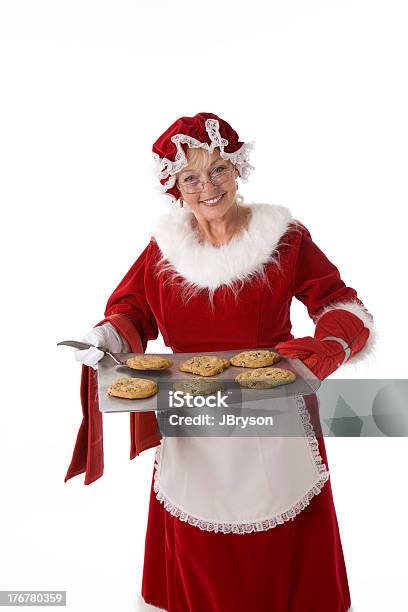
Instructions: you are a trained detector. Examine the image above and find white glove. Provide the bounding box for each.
[74,322,130,370]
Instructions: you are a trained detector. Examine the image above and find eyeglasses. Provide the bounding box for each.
[176,164,236,194]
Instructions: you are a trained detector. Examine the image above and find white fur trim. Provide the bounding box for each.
[151,202,299,302]
[136,593,167,611]
[314,299,377,368]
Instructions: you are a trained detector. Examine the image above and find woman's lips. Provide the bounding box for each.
[200,193,225,207]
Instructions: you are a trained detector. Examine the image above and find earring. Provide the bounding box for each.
[179,198,184,208]
[236,181,238,189]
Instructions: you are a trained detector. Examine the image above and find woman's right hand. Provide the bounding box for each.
[74,322,129,370]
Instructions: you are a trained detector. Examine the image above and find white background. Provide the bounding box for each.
[1,1,407,610]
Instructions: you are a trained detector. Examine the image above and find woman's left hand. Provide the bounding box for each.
[275,308,371,380]
[274,336,349,380]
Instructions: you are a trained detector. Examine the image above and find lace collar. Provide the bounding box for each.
[150,202,295,291]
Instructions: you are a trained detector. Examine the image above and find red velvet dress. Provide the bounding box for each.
[66,203,371,611]
[142,402,350,612]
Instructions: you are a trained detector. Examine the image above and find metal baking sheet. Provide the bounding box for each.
[97,348,321,414]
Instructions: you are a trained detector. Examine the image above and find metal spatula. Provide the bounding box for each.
[57,340,127,366]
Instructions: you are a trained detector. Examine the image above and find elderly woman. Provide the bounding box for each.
[67,112,375,612]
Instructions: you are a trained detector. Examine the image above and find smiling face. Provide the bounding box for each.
[176,147,239,220]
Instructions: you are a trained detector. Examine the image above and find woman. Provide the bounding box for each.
[68,112,375,611]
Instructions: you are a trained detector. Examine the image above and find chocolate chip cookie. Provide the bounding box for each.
[173,377,226,397]
[230,349,281,368]
[235,367,296,389]
[107,376,158,399]
[179,356,230,377]
[126,354,173,371]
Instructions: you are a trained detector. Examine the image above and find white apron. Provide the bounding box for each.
[153,394,329,534]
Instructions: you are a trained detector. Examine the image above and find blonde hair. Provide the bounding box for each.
[184,147,223,171]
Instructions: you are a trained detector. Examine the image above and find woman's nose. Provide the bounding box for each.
[200,183,220,197]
